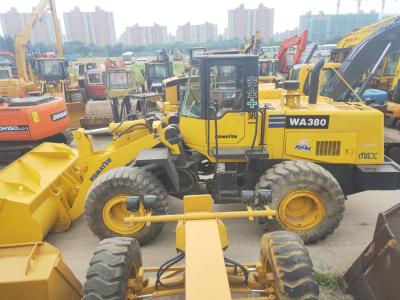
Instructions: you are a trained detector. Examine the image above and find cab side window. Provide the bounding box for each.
[209,65,244,115]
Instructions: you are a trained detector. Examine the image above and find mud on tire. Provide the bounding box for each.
[258,160,345,244]
[261,231,319,299]
[83,237,142,300]
[84,166,168,245]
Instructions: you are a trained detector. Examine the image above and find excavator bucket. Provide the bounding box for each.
[0,242,82,300]
[0,142,83,244]
[342,202,400,299]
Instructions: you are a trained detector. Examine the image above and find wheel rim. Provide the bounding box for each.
[278,191,325,231]
[103,196,146,234]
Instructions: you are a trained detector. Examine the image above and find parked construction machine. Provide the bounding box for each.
[0,95,71,164]
[276,30,308,74]
[83,193,319,300]
[1,53,400,247]
[5,0,85,128]
[142,49,174,92]
[80,60,138,129]
[331,16,398,63]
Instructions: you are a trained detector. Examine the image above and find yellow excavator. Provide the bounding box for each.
[331,16,398,63]
[1,0,84,128]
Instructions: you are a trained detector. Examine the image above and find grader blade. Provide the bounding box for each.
[342,202,400,300]
[0,242,82,300]
[0,142,83,244]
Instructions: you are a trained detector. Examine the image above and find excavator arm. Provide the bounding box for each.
[243,31,260,55]
[331,16,398,63]
[276,31,308,74]
[322,19,400,101]
[15,0,63,82]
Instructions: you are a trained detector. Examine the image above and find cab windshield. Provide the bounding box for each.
[106,72,131,89]
[40,60,63,76]
[148,64,167,79]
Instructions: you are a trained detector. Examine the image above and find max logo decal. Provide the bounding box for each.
[90,158,112,182]
[358,152,378,160]
[295,139,312,151]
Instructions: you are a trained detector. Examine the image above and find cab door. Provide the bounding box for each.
[206,63,246,147]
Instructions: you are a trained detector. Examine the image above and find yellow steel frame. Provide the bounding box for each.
[123,194,278,299]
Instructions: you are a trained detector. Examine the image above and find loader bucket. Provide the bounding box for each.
[0,242,82,300]
[342,202,400,300]
[0,142,83,244]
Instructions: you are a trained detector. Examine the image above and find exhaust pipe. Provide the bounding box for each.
[308,58,325,104]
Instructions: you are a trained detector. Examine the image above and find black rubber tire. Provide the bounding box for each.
[62,128,73,145]
[83,237,142,300]
[261,231,319,299]
[84,166,168,245]
[258,160,345,244]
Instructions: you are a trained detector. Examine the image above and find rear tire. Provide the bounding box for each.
[83,237,141,300]
[84,166,168,245]
[258,160,345,244]
[261,231,319,299]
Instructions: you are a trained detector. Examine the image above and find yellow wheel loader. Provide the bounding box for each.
[82,193,319,300]
[1,54,400,247]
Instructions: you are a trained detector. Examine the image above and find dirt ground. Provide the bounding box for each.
[46,136,400,299]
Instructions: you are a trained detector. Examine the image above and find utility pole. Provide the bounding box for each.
[337,0,341,14]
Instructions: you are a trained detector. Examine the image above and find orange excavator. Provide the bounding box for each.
[276,30,308,74]
[0,95,71,164]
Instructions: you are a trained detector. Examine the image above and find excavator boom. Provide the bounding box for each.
[276,30,308,74]
[15,0,64,81]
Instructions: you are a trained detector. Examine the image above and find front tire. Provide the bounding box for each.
[258,160,345,243]
[83,237,142,300]
[260,231,319,299]
[84,167,168,245]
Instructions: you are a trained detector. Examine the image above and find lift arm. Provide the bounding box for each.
[15,0,64,81]
[276,30,308,74]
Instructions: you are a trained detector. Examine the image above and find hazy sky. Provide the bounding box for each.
[1,0,399,37]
